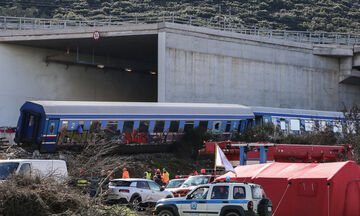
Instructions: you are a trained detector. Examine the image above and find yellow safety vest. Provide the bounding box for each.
[145,171,152,180]
[77,179,89,187]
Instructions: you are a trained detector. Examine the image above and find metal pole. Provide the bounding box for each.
[240,146,245,165]
[259,146,267,164]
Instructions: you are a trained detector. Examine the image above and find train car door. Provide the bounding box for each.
[42,119,60,152]
[21,111,41,142]
[46,119,60,136]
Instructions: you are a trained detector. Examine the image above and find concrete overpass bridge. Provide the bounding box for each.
[0,16,360,126]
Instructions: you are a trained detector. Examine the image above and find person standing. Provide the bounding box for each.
[100,170,107,182]
[144,168,152,180]
[122,168,130,178]
[162,168,169,185]
[154,169,162,185]
[77,169,89,194]
[89,171,99,197]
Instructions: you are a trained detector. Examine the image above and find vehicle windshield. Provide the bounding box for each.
[182,176,210,187]
[0,162,19,180]
[166,179,185,188]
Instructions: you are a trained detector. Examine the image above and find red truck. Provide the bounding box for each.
[200,141,353,163]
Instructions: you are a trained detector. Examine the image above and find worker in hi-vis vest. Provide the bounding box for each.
[162,168,169,185]
[144,168,152,180]
[77,169,90,194]
[122,168,130,178]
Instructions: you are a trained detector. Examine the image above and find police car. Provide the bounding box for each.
[153,181,272,216]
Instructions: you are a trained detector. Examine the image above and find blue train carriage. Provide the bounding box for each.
[14,101,254,152]
[251,106,345,134]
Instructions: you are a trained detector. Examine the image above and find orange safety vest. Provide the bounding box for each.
[162,172,169,184]
[123,171,130,178]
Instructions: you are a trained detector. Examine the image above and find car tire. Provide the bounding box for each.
[129,196,142,211]
[158,209,174,216]
[225,212,240,216]
[258,198,273,216]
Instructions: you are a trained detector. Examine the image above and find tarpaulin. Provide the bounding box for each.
[217,161,360,216]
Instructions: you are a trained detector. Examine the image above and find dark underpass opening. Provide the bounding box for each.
[9,34,158,102]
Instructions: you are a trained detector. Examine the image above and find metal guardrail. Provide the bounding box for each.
[0,15,359,45]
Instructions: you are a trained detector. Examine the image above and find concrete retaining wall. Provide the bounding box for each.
[159,25,360,111]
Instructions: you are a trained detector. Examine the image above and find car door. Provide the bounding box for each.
[206,185,230,215]
[148,181,165,202]
[136,181,152,202]
[180,186,210,216]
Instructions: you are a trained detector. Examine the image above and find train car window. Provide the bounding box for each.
[139,121,150,133]
[333,121,342,133]
[290,119,300,131]
[184,121,194,132]
[225,121,231,132]
[90,121,102,133]
[169,121,180,132]
[319,121,327,131]
[280,119,286,130]
[77,120,85,133]
[61,121,68,132]
[29,115,34,126]
[154,121,165,133]
[49,122,55,134]
[255,116,262,126]
[198,121,208,131]
[105,121,118,134]
[123,121,134,133]
[247,119,253,128]
[305,120,315,132]
[212,121,222,133]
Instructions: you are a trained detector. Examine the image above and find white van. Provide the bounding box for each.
[0,159,68,182]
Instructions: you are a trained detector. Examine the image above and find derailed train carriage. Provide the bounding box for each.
[252,106,346,134]
[14,101,255,152]
[14,101,348,153]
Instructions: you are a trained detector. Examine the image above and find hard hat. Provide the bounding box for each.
[80,170,84,175]
[123,168,127,171]
[226,176,231,182]
[201,169,206,173]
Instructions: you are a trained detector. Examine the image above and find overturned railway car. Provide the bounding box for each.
[14,101,254,152]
